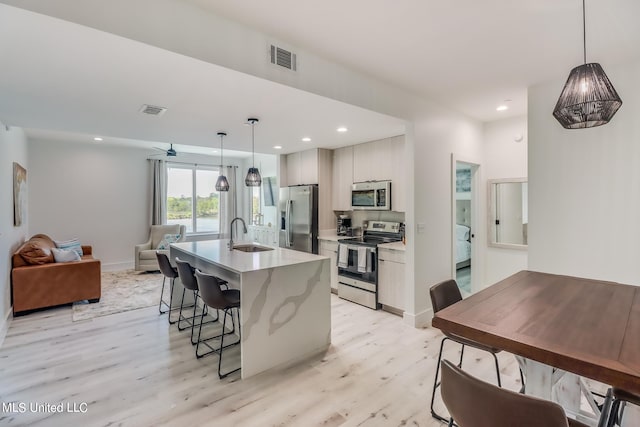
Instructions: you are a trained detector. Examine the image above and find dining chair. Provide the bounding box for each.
[440,359,589,427]
[606,387,640,427]
[194,269,241,379]
[429,279,524,422]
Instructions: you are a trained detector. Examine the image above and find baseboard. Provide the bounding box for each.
[0,307,13,349]
[403,307,433,328]
[101,261,134,272]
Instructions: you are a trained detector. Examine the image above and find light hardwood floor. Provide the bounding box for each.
[0,295,523,427]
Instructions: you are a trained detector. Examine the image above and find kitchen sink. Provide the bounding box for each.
[233,244,274,253]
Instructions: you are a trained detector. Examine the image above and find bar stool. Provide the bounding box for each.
[156,252,179,324]
[429,279,524,423]
[194,269,241,379]
[605,388,640,427]
[174,258,226,344]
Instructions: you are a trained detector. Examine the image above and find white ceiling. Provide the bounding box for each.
[189,0,640,122]
[2,1,639,156]
[0,4,405,156]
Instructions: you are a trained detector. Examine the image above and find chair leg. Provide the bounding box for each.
[492,353,502,387]
[457,344,465,368]
[159,276,168,314]
[195,308,208,358]
[218,308,241,379]
[168,278,177,324]
[606,398,622,427]
[431,337,452,423]
[177,288,187,330]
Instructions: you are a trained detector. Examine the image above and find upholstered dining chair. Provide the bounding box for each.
[135,224,186,271]
[429,279,525,422]
[440,360,589,427]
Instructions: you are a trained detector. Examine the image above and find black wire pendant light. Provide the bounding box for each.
[552,0,622,129]
[215,132,230,192]
[245,118,262,187]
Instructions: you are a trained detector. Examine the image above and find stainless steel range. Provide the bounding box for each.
[337,220,402,309]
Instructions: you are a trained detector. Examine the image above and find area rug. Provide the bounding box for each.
[72,270,163,321]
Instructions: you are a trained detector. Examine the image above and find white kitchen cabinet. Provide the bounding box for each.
[332,146,353,211]
[389,136,406,212]
[377,248,405,311]
[286,150,319,186]
[318,239,338,291]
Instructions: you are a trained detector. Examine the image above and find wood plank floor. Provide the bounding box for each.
[0,295,524,427]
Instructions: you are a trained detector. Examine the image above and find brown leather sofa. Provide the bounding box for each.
[11,234,101,314]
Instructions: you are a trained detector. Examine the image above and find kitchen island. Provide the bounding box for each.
[170,240,331,379]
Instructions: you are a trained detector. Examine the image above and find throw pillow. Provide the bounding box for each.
[17,236,55,265]
[54,237,84,257]
[157,234,181,250]
[51,247,81,263]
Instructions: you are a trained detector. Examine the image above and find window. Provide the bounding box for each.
[166,164,220,234]
[250,186,262,225]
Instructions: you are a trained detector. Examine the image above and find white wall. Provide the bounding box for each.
[28,139,151,270]
[0,123,28,342]
[27,138,248,270]
[528,59,640,285]
[482,116,528,286]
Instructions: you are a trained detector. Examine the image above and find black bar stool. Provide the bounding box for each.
[194,269,241,379]
[174,258,226,344]
[156,252,180,324]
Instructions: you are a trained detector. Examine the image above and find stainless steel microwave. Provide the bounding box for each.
[351,181,391,210]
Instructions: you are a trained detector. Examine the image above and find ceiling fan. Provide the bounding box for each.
[152,143,178,157]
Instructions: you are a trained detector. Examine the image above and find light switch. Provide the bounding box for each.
[417,223,426,233]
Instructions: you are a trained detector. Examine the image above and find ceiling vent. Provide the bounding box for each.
[270,45,297,71]
[139,104,167,116]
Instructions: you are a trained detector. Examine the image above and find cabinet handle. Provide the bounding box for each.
[379,259,385,262]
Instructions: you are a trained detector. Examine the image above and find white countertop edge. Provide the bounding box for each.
[377,242,406,251]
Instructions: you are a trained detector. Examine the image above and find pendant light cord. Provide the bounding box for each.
[251,121,256,168]
[582,0,587,64]
[220,134,224,168]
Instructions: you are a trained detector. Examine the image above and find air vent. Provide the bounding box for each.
[139,104,167,116]
[270,45,297,71]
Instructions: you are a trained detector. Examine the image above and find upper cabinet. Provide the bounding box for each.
[285,150,319,186]
[332,146,353,211]
[351,135,405,212]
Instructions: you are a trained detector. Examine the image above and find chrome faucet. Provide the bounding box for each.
[229,217,248,251]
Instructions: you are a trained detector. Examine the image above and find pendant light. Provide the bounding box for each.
[552,0,622,129]
[215,132,230,192]
[245,118,262,187]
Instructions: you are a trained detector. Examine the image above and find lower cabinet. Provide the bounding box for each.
[378,248,405,311]
[319,239,338,292]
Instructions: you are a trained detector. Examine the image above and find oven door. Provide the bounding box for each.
[337,244,378,309]
[351,188,376,209]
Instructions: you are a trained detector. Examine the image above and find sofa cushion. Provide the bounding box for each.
[17,234,56,265]
[52,248,81,263]
[54,237,84,257]
[139,249,159,260]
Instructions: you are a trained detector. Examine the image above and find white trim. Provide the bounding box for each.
[0,307,13,349]
[101,261,134,272]
[403,307,433,328]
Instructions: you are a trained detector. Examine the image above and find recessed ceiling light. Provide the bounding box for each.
[336,127,348,133]
[273,145,282,150]
[496,105,509,112]
[93,137,103,141]
[301,137,311,142]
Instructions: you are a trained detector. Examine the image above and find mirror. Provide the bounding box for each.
[488,178,527,249]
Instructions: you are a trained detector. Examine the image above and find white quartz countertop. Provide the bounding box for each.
[318,232,355,242]
[171,240,328,274]
[377,241,406,251]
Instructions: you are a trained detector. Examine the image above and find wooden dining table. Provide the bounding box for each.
[432,270,640,425]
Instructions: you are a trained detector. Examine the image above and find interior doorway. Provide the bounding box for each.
[452,160,479,295]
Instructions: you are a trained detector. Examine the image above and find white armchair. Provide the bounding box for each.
[135,224,187,271]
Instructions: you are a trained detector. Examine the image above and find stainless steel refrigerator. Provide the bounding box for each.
[279,185,318,254]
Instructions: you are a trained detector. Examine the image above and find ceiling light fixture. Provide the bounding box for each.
[94,137,103,141]
[301,137,311,142]
[215,132,229,192]
[273,145,282,150]
[336,127,348,133]
[496,105,508,112]
[552,0,622,129]
[245,118,262,187]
